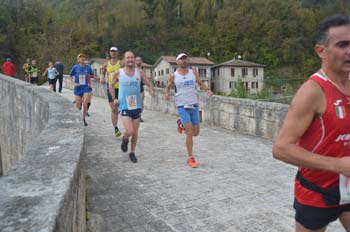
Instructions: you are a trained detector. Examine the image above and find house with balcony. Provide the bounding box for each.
[211,59,265,95]
[152,56,214,88]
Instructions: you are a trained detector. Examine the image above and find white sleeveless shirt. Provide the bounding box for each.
[174,69,198,107]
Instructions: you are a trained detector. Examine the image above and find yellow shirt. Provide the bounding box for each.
[107,60,120,89]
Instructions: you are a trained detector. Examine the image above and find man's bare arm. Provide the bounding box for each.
[164,74,175,100]
[272,80,350,176]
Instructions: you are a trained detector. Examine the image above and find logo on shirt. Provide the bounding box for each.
[335,134,350,142]
[334,99,346,119]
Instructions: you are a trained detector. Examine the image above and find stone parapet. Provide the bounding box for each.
[63,76,288,140]
[0,75,86,232]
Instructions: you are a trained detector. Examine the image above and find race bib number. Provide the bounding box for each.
[184,104,193,109]
[79,75,86,85]
[339,174,350,205]
[32,72,38,77]
[126,95,137,110]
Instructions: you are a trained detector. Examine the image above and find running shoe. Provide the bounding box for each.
[83,119,88,127]
[187,157,198,168]
[129,152,138,163]
[176,119,183,134]
[121,136,128,152]
[114,127,122,137]
[140,117,144,123]
[86,112,90,117]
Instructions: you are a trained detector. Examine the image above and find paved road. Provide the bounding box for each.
[57,87,343,232]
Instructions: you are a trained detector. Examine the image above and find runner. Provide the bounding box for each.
[135,56,145,122]
[42,62,59,92]
[109,51,155,163]
[28,59,39,85]
[22,58,31,82]
[54,61,65,93]
[1,58,16,77]
[273,14,350,231]
[69,53,99,126]
[164,52,213,168]
[102,47,122,137]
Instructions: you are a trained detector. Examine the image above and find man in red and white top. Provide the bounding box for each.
[273,14,350,231]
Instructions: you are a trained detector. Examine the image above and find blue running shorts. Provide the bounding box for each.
[177,104,200,126]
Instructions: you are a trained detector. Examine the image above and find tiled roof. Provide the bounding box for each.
[212,59,265,68]
[89,58,152,68]
[90,58,108,65]
[154,56,214,67]
[141,62,152,68]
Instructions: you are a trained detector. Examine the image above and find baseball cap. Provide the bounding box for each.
[77,53,86,59]
[110,47,118,52]
[176,52,188,60]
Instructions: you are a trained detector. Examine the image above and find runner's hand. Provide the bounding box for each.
[113,99,119,106]
[337,156,350,177]
[165,92,170,100]
[206,89,213,96]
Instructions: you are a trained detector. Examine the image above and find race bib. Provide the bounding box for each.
[339,174,350,205]
[126,95,137,110]
[32,72,38,77]
[79,75,86,85]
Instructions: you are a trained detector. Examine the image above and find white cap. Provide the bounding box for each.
[110,47,118,52]
[176,53,188,60]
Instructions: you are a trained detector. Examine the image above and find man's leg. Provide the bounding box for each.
[75,95,83,110]
[130,118,140,152]
[83,93,91,119]
[52,78,57,92]
[183,123,194,157]
[295,222,326,232]
[339,211,350,231]
[58,75,63,92]
[120,115,134,153]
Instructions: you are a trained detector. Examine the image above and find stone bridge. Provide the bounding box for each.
[0,75,344,231]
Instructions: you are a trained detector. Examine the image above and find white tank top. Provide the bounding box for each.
[174,69,198,107]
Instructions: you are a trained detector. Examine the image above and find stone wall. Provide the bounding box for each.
[0,75,86,232]
[64,76,288,140]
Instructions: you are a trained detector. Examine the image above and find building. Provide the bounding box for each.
[211,59,265,95]
[89,58,152,80]
[152,56,214,88]
[89,58,107,77]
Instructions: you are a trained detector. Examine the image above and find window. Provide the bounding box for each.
[161,70,164,75]
[99,68,103,75]
[158,71,160,76]
[231,68,235,77]
[198,68,207,77]
[251,82,259,89]
[242,68,248,77]
[166,68,169,74]
[243,82,249,90]
[253,68,258,77]
[93,69,97,76]
[229,81,235,89]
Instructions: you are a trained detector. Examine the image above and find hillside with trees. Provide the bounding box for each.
[0,0,349,89]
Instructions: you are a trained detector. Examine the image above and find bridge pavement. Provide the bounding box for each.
[56,87,343,232]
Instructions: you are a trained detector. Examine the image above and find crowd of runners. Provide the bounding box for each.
[3,13,350,231]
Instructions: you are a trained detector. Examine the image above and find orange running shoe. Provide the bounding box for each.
[187,157,198,168]
[177,119,183,134]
